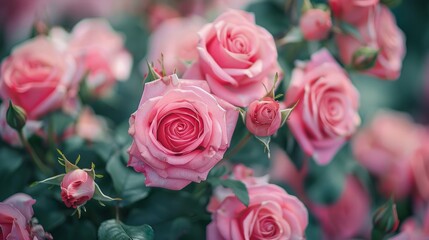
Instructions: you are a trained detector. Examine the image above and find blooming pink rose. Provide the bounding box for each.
[410,131,429,201]
[207,184,308,240]
[299,9,332,41]
[61,169,95,208]
[329,0,378,25]
[0,36,79,119]
[245,97,281,137]
[0,103,42,146]
[335,5,405,80]
[75,106,107,142]
[128,74,238,190]
[68,19,132,96]
[311,176,370,240]
[184,9,280,107]
[352,110,420,199]
[145,16,206,74]
[146,3,181,31]
[285,49,360,165]
[0,193,35,240]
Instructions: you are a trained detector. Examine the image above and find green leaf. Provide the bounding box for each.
[208,165,228,179]
[219,179,249,207]
[106,155,150,206]
[98,219,154,240]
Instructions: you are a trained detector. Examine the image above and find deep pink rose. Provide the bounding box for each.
[245,97,281,137]
[0,193,35,240]
[68,19,132,96]
[207,184,308,240]
[352,110,419,199]
[329,0,378,25]
[311,176,370,240]
[128,74,238,190]
[146,16,206,74]
[410,131,429,201]
[0,36,79,119]
[184,9,280,107]
[299,9,332,41]
[335,5,405,80]
[285,49,360,165]
[61,169,95,208]
[0,103,42,147]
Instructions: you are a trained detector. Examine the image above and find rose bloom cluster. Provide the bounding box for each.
[0,18,132,145]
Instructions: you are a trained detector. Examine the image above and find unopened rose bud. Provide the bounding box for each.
[245,97,281,137]
[372,198,399,234]
[6,101,27,131]
[299,8,332,41]
[61,169,95,208]
[351,47,379,71]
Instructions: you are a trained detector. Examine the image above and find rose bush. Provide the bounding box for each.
[128,74,238,190]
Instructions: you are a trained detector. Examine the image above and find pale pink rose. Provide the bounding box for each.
[299,9,332,41]
[68,19,132,96]
[75,107,107,142]
[285,49,360,165]
[335,5,406,80]
[0,36,79,120]
[329,0,378,25]
[311,176,370,240]
[207,184,308,240]
[61,169,95,208]
[128,74,238,190]
[0,103,42,147]
[0,193,35,240]
[184,9,280,107]
[410,131,429,201]
[145,16,206,75]
[352,111,420,199]
[245,97,281,137]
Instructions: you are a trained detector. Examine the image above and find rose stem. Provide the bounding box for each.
[18,130,52,175]
[224,132,252,160]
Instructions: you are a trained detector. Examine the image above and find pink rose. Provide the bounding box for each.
[207,184,308,240]
[390,209,429,240]
[145,16,206,74]
[0,193,35,240]
[329,0,378,25]
[335,5,406,80]
[68,19,132,96]
[61,169,95,208]
[146,3,181,31]
[352,110,419,199]
[0,103,42,147]
[128,74,238,190]
[245,97,281,137]
[299,9,332,41]
[75,106,107,142]
[0,36,79,119]
[311,176,370,240]
[410,131,429,201]
[184,9,280,107]
[285,49,360,165]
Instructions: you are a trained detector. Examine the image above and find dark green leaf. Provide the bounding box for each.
[219,179,249,207]
[98,219,154,240]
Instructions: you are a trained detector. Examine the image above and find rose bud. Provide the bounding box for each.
[372,198,400,235]
[61,169,95,208]
[245,97,281,137]
[299,8,332,41]
[351,46,379,71]
[6,101,27,131]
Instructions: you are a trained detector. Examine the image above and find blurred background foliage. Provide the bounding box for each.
[0,0,428,239]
